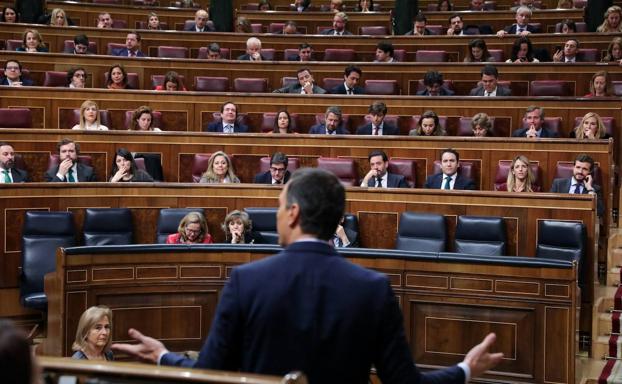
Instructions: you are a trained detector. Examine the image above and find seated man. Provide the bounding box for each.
[237,37,266,61]
[1,60,33,86]
[330,65,364,95]
[72,34,90,54]
[185,9,215,32]
[0,142,29,182]
[552,38,579,63]
[287,43,314,61]
[416,71,454,96]
[510,0,539,11]
[97,12,113,29]
[292,0,311,12]
[469,65,512,96]
[44,138,97,182]
[206,42,222,60]
[254,152,290,185]
[469,0,485,11]
[332,215,359,248]
[356,101,399,135]
[204,101,249,133]
[273,68,326,94]
[405,13,434,35]
[326,0,344,12]
[550,153,604,216]
[446,14,477,36]
[424,148,476,190]
[374,42,397,63]
[309,106,349,134]
[512,105,560,138]
[497,6,538,37]
[321,12,352,35]
[112,31,145,57]
[360,150,408,188]
[276,20,299,34]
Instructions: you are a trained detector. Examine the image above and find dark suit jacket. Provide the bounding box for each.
[273,83,326,94]
[0,77,34,86]
[424,173,476,190]
[366,173,409,188]
[286,54,315,61]
[6,168,30,182]
[253,170,291,184]
[550,178,604,216]
[511,127,560,138]
[237,53,268,61]
[469,85,512,96]
[329,83,365,95]
[320,29,353,35]
[183,22,215,32]
[504,24,539,34]
[404,28,433,35]
[416,87,455,96]
[44,163,96,182]
[112,48,145,57]
[204,121,249,133]
[356,123,400,136]
[160,240,466,384]
[308,124,349,135]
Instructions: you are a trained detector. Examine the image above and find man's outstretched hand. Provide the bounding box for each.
[111,328,168,364]
[464,333,504,378]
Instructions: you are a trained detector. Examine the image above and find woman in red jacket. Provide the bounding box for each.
[166,211,213,244]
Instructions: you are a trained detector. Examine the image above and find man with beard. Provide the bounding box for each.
[44,138,97,182]
[0,143,29,182]
[550,154,604,216]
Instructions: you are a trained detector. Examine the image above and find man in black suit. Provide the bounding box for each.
[273,68,326,94]
[287,43,315,62]
[1,60,33,86]
[254,152,291,185]
[184,9,215,32]
[405,14,434,35]
[512,106,559,138]
[112,31,145,57]
[0,143,29,183]
[552,38,579,63]
[550,154,604,216]
[274,20,299,34]
[113,167,503,382]
[424,148,476,190]
[97,12,113,29]
[44,138,96,182]
[496,6,538,37]
[416,71,454,96]
[446,14,477,36]
[329,65,364,95]
[204,101,249,133]
[309,106,349,134]
[320,12,353,35]
[469,65,512,97]
[360,150,409,188]
[333,215,359,248]
[356,101,400,135]
[237,37,267,61]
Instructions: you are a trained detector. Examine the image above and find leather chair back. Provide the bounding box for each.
[124,110,163,130]
[458,116,495,136]
[103,71,139,90]
[197,47,230,59]
[157,46,188,58]
[415,50,448,62]
[536,220,586,286]
[194,76,229,92]
[0,108,32,128]
[261,112,300,132]
[323,48,356,62]
[322,77,343,91]
[529,81,574,97]
[191,153,212,183]
[43,71,68,87]
[156,208,200,243]
[454,215,506,256]
[494,160,542,191]
[364,80,399,95]
[388,158,416,187]
[67,109,112,129]
[573,116,615,137]
[395,211,446,252]
[520,117,562,136]
[359,26,388,35]
[244,207,278,244]
[84,208,133,245]
[316,157,358,186]
[233,78,268,93]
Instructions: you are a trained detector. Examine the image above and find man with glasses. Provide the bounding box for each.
[254,152,290,185]
[1,60,33,86]
[67,67,87,88]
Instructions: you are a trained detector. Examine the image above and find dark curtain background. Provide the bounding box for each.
[394,0,418,35]
[210,0,233,32]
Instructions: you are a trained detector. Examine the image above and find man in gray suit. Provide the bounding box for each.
[273,68,326,94]
[469,65,512,97]
[320,12,352,35]
[550,153,604,216]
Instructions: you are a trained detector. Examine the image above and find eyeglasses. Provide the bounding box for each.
[270,167,286,173]
[185,227,201,234]
[74,73,86,78]
[5,66,19,71]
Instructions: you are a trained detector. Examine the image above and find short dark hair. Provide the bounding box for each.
[368,149,388,162]
[441,148,459,162]
[376,41,394,57]
[128,30,141,41]
[270,152,288,167]
[423,70,443,87]
[73,34,89,46]
[480,64,498,78]
[299,42,312,50]
[325,106,342,120]
[285,168,345,240]
[220,101,238,115]
[414,13,427,23]
[4,59,21,71]
[57,138,80,154]
[368,101,387,115]
[110,147,139,177]
[297,67,311,76]
[448,13,462,23]
[66,67,86,85]
[284,20,297,28]
[0,320,33,384]
[567,38,579,48]
[575,154,594,170]
[344,65,362,77]
[208,42,221,53]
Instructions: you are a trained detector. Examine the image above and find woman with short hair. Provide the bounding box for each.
[166,211,213,244]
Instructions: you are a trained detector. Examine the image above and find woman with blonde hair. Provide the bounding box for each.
[199,151,240,184]
[16,29,48,52]
[573,112,609,139]
[49,8,68,26]
[585,71,613,97]
[409,111,446,136]
[72,306,114,360]
[130,106,161,131]
[166,211,213,244]
[147,12,162,30]
[597,6,622,33]
[72,100,109,130]
[500,155,538,192]
[603,37,622,62]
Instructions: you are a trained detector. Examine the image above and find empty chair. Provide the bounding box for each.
[280,76,298,89]
[63,40,98,54]
[493,160,541,191]
[0,108,32,128]
[250,23,263,33]
[5,39,22,51]
[536,220,586,286]
[364,80,399,95]
[388,158,416,187]
[283,48,299,61]
[454,215,506,256]
[156,208,199,243]
[322,77,343,92]
[191,153,211,183]
[395,212,446,252]
[261,48,275,60]
[613,81,622,96]
[359,26,389,35]
[83,208,133,245]
[259,156,300,173]
[268,23,284,33]
[577,48,599,62]
[323,49,356,62]
[111,19,127,28]
[529,81,574,97]
[157,46,188,58]
[488,49,505,62]
[233,78,268,93]
[316,157,358,186]
[415,50,448,62]
[425,25,443,35]
[21,211,76,310]
[43,71,68,87]
[194,76,229,92]
[393,49,406,62]
[243,207,278,244]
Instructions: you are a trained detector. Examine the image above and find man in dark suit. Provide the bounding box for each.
[512,106,560,138]
[254,152,291,185]
[446,14,477,36]
[1,60,34,86]
[320,12,353,35]
[416,71,454,96]
[374,42,397,63]
[552,38,579,63]
[112,167,503,382]
[309,106,349,135]
[237,37,267,61]
[333,214,359,248]
[184,9,215,32]
[112,31,146,57]
[329,65,364,95]
[204,101,249,133]
[273,68,326,94]
[360,150,409,188]
[356,101,400,136]
[286,43,315,62]
[469,65,512,97]
[274,20,299,34]
[44,138,96,182]
[404,14,434,35]
[550,154,604,216]
[0,143,29,183]
[496,6,539,37]
[424,148,476,190]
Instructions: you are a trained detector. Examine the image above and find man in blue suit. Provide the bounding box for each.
[308,106,349,135]
[112,32,145,57]
[204,101,249,133]
[424,148,476,190]
[356,101,400,135]
[360,150,409,188]
[113,167,502,383]
[254,152,291,185]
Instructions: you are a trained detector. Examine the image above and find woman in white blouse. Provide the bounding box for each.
[72,100,109,130]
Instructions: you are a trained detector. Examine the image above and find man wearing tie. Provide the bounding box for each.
[360,150,409,188]
[496,6,538,37]
[356,102,400,135]
[112,32,145,57]
[469,65,512,97]
[44,138,97,182]
[320,12,353,35]
[308,106,350,135]
[424,148,476,190]
[329,65,365,95]
[552,39,579,63]
[550,154,604,216]
[254,152,291,185]
[0,142,29,183]
[204,101,249,133]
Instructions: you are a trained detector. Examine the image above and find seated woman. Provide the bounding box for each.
[0,6,18,22]
[222,210,263,244]
[409,111,446,136]
[557,19,576,33]
[105,64,132,90]
[166,211,213,244]
[437,0,453,11]
[72,100,109,130]
[130,106,161,132]
[506,37,539,63]
[603,37,622,62]
[258,0,272,10]
[16,29,48,52]
[199,151,240,184]
[235,17,253,33]
[66,67,87,88]
[49,8,68,26]
[147,12,162,30]
[154,71,187,91]
[356,0,373,12]
[464,39,494,63]
[471,113,494,137]
[597,5,622,33]
[71,306,114,361]
[556,0,573,9]
[109,148,154,182]
[585,71,613,98]
[499,155,539,192]
[270,109,296,134]
[572,112,610,139]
